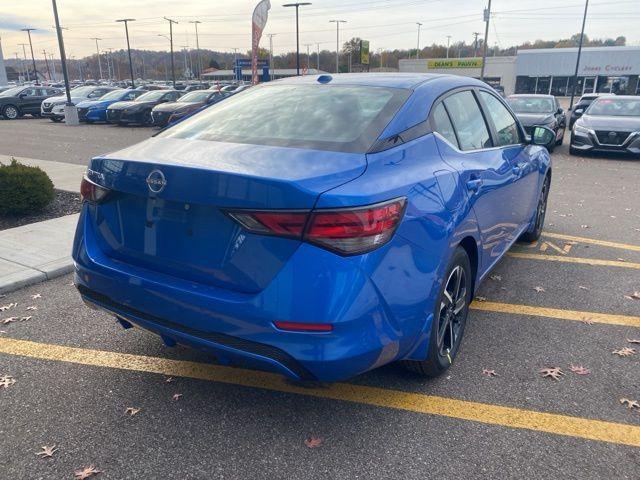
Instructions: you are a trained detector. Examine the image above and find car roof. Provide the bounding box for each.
[271,72,452,89]
[508,94,554,98]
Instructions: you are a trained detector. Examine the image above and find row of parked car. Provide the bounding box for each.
[0,83,249,128]
[506,92,640,156]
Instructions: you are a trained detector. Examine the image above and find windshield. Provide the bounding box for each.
[0,87,24,98]
[137,90,168,101]
[158,84,410,153]
[508,97,555,114]
[70,86,96,97]
[586,98,640,117]
[98,89,126,101]
[179,91,212,103]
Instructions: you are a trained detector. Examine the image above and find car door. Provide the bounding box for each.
[18,87,40,113]
[430,89,519,271]
[477,90,538,229]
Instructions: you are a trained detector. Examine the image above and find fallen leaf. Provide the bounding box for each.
[172,393,182,401]
[534,286,545,293]
[613,347,636,357]
[482,368,498,377]
[74,465,101,479]
[569,365,590,375]
[578,286,588,290]
[0,303,17,312]
[539,367,564,380]
[165,377,174,383]
[304,436,324,448]
[20,316,32,322]
[30,293,41,300]
[581,318,594,325]
[580,225,589,229]
[620,398,640,410]
[474,296,487,302]
[489,275,502,282]
[629,291,640,300]
[25,306,37,311]
[2,317,18,325]
[627,339,640,344]
[125,407,140,416]
[0,375,16,388]
[36,445,58,458]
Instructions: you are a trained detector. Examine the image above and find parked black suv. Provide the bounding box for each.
[0,86,61,120]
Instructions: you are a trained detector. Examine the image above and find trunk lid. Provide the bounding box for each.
[88,137,365,293]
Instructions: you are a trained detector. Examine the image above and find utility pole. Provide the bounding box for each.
[415,22,422,59]
[189,20,202,79]
[49,53,57,81]
[569,0,589,110]
[21,28,39,84]
[283,3,312,76]
[267,34,276,80]
[90,37,102,80]
[316,43,320,71]
[480,0,492,80]
[446,35,451,59]
[473,32,480,57]
[180,46,189,78]
[51,0,77,124]
[42,50,51,81]
[116,19,136,87]
[164,17,178,87]
[18,44,30,81]
[329,20,346,73]
[304,43,312,73]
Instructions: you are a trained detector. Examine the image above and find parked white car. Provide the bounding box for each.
[41,86,116,122]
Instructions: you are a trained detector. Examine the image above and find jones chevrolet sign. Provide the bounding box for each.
[427,58,483,69]
[582,64,633,73]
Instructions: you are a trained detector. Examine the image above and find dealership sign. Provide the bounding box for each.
[581,64,633,74]
[427,58,483,69]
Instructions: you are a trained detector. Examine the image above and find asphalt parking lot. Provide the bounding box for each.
[1,120,639,479]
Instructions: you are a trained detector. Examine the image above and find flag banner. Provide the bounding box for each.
[252,0,271,84]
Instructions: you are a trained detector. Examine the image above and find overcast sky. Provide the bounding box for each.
[1,0,639,60]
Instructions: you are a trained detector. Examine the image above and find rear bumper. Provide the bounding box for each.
[72,207,432,382]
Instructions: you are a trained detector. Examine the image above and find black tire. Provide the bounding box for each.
[519,174,550,243]
[50,116,62,123]
[142,110,152,125]
[555,128,565,146]
[402,247,472,377]
[2,105,21,120]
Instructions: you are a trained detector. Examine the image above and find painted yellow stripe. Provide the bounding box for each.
[543,232,640,253]
[507,252,640,269]
[471,301,640,328]
[1,337,639,447]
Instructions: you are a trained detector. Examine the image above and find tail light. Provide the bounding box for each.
[80,176,110,203]
[227,197,406,256]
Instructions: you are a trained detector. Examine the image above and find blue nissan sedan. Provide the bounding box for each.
[76,88,145,123]
[73,74,554,382]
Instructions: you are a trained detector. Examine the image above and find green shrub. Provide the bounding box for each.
[0,159,55,215]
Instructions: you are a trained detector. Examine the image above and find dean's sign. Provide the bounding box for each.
[427,58,484,69]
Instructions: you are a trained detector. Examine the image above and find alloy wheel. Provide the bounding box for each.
[4,106,18,119]
[534,177,550,232]
[436,265,467,357]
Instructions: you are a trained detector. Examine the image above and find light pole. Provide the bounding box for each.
[189,20,202,79]
[480,0,492,81]
[21,28,38,84]
[180,46,189,79]
[415,22,422,59]
[569,0,589,110]
[18,44,29,81]
[329,20,346,73]
[41,50,51,81]
[304,43,312,73]
[446,35,451,59]
[316,42,320,71]
[267,33,276,80]
[51,0,77,124]
[164,17,178,88]
[473,32,480,57]
[283,3,312,76]
[116,19,136,87]
[90,37,103,80]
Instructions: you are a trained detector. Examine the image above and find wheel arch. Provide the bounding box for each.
[458,235,479,296]
[2,103,21,117]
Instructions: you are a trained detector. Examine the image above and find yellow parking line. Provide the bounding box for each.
[1,337,639,447]
[471,301,640,328]
[543,232,640,253]
[507,252,640,269]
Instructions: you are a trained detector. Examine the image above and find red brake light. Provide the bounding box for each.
[80,176,110,203]
[226,197,406,255]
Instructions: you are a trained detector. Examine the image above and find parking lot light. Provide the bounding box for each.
[116,18,136,88]
[282,3,312,76]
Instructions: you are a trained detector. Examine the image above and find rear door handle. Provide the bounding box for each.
[466,178,483,192]
[513,163,526,175]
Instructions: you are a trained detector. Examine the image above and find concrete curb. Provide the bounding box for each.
[0,155,84,193]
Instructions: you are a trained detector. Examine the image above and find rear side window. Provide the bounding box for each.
[443,91,492,151]
[479,91,521,146]
[431,103,458,147]
[159,84,411,153]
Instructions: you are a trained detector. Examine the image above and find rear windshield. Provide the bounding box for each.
[158,84,410,153]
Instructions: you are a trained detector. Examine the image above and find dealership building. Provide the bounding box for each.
[399,46,640,96]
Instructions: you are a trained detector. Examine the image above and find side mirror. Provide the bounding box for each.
[556,108,563,115]
[18,93,28,98]
[530,126,556,150]
[574,108,584,116]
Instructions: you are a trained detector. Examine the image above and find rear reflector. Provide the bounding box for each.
[227,197,406,256]
[274,321,333,332]
[80,176,110,203]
